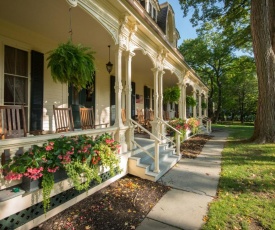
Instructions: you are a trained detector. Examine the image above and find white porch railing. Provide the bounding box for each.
[129,119,161,173]
[158,118,181,155]
[201,117,212,133]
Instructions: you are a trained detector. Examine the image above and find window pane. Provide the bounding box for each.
[16,49,28,76]
[4,46,16,75]
[4,74,15,105]
[15,77,28,105]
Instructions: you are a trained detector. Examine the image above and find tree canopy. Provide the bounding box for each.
[179,29,257,123]
[179,0,275,143]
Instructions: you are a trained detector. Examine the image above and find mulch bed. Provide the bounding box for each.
[32,134,211,230]
[181,134,213,158]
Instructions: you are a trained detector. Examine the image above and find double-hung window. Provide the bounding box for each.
[4,45,28,106]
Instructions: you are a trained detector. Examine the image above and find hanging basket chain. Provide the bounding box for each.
[69,7,73,41]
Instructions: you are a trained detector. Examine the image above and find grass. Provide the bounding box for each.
[203,124,275,230]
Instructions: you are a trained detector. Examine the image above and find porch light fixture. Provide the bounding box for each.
[106,45,113,74]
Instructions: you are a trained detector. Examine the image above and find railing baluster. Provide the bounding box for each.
[1,149,11,175]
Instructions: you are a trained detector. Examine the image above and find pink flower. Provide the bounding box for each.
[23,167,44,180]
[47,166,59,173]
[106,139,114,144]
[4,172,23,181]
[45,145,53,151]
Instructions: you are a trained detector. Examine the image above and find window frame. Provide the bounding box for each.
[1,38,31,130]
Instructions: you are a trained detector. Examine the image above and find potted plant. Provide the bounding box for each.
[186,95,197,107]
[187,118,200,134]
[163,86,181,104]
[2,144,46,192]
[47,40,96,91]
[167,118,189,141]
[201,101,207,109]
[163,86,181,119]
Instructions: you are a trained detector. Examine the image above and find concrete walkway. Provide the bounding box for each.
[136,131,228,230]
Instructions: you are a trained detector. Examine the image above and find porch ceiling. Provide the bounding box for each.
[0,0,113,61]
[132,51,178,89]
[0,0,178,88]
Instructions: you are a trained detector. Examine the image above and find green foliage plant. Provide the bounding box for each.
[201,101,207,109]
[167,118,189,141]
[187,118,200,134]
[64,161,101,191]
[47,40,96,91]
[41,172,54,213]
[163,86,181,104]
[2,133,121,213]
[186,95,197,107]
[94,143,120,177]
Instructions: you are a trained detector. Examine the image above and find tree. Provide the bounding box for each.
[179,0,275,143]
[222,56,257,123]
[179,30,234,122]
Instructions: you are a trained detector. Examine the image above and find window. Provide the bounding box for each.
[149,3,152,15]
[4,45,28,106]
[153,8,157,21]
[139,0,145,8]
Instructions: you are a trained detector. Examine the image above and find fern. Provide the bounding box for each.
[47,41,96,91]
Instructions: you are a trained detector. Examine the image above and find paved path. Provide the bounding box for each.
[136,131,228,230]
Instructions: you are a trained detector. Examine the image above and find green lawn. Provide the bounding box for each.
[203,124,275,230]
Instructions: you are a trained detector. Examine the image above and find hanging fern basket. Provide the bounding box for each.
[186,95,197,107]
[47,40,96,91]
[163,86,181,104]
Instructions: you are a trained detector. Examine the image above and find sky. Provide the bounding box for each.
[158,0,197,45]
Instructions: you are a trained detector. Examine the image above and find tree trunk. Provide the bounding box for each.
[208,76,215,118]
[251,0,275,143]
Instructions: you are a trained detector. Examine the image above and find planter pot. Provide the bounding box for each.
[54,169,68,182]
[21,177,41,192]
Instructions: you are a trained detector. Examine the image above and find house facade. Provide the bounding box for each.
[0,0,209,228]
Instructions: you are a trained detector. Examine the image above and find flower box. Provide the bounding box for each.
[21,177,40,192]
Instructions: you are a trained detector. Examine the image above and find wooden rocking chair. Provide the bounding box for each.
[79,107,109,129]
[121,108,127,124]
[53,105,74,133]
[0,105,27,139]
[136,109,146,132]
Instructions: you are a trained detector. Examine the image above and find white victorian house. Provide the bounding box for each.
[0,0,210,229]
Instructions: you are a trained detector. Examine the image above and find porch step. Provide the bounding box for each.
[128,138,181,182]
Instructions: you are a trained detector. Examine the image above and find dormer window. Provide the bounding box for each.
[139,0,145,8]
[138,0,159,22]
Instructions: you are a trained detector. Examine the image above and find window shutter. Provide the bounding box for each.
[110,75,116,125]
[30,50,44,131]
[144,86,150,109]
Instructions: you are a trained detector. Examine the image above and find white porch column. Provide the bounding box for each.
[178,83,187,120]
[114,46,128,153]
[199,92,202,118]
[205,96,208,117]
[125,51,135,123]
[182,84,187,120]
[151,68,159,138]
[178,82,183,118]
[158,70,165,136]
[125,51,135,150]
[193,90,197,118]
[114,46,123,127]
[158,70,164,120]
